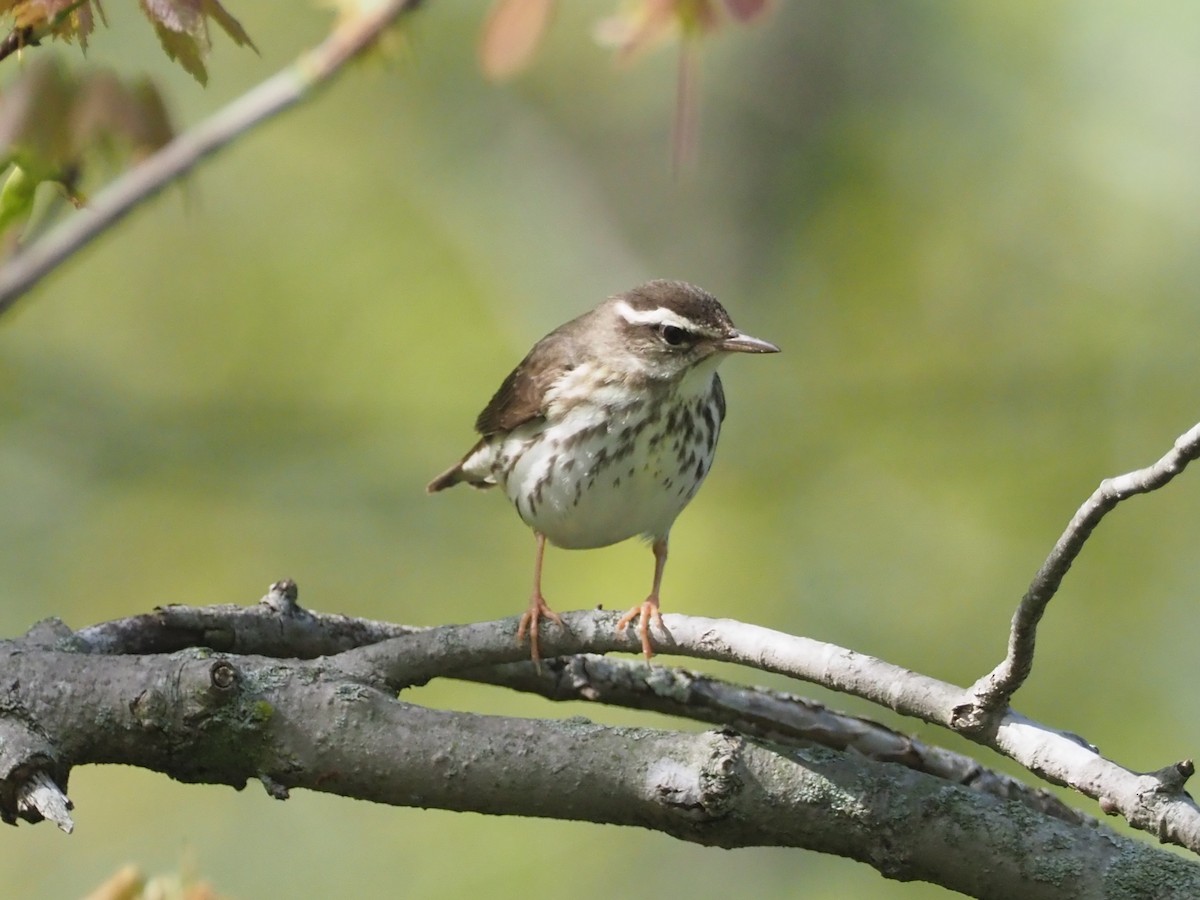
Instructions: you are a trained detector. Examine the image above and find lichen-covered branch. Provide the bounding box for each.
[69,591,1091,829]
[0,626,1194,899]
[14,588,1200,860]
[323,607,1200,855]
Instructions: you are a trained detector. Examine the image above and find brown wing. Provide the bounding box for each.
[474,319,586,435]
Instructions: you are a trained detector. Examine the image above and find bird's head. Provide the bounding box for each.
[599,280,779,384]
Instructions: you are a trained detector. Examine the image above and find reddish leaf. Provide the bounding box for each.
[0,57,176,235]
[1,0,98,45]
[138,0,204,37]
[203,0,254,49]
[594,0,680,63]
[71,70,172,161]
[721,0,772,23]
[596,0,768,58]
[137,0,256,84]
[72,0,95,49]
[479,0,556,80]
[148,19,209,84]
[593,0,773,175]
[3,0,76,27]
[127,79,174,156]
[0,55,74,167]
[672,38,699,175]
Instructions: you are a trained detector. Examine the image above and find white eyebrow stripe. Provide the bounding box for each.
[613,300,691,330]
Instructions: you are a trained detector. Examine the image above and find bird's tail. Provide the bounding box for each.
[426,459,497,493]
[428,437,498,493]
[427,464,465,493]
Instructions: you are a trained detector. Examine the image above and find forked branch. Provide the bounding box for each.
[28,584,1200,857]
[956,420,1200,732]
[3,598,1198,898]
[74,589,1093,829]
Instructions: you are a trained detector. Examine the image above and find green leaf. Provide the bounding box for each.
[0,164,40,235]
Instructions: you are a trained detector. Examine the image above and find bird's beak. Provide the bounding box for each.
[718,331,780,354]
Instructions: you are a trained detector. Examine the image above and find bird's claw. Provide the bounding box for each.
[518,595,563,667]
[616,598,665,663]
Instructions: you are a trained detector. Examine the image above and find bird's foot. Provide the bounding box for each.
[616,597,665,663]
[517,594,563,666]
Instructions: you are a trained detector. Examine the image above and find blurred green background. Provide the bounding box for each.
[3,1,1200,896]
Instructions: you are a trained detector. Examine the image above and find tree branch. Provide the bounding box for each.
[1,630,1194,899]
[464,654,1096,829]
[958,420,1200,730]
[321,608,1200,854]
[68,585,1096,830]
[0,0,422,317]
[24,588,1200,857]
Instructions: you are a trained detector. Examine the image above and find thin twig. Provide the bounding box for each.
[0,27,37,65]
[0,0,421,316]
[958,420,1200,731]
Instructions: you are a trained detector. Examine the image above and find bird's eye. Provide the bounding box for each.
[660,324,688,346]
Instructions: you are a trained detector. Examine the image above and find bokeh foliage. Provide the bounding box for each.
[2,2,1200,897]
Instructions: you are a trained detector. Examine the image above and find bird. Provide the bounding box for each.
[427,279,779,662]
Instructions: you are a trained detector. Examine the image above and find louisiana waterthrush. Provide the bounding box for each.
[428,280,779,661]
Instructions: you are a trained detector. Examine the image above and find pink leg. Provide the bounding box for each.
[517,532,563,665]
[616,537,669,662]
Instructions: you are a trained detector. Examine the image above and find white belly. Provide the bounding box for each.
[465,374,723,549]
[505,419,710,547]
